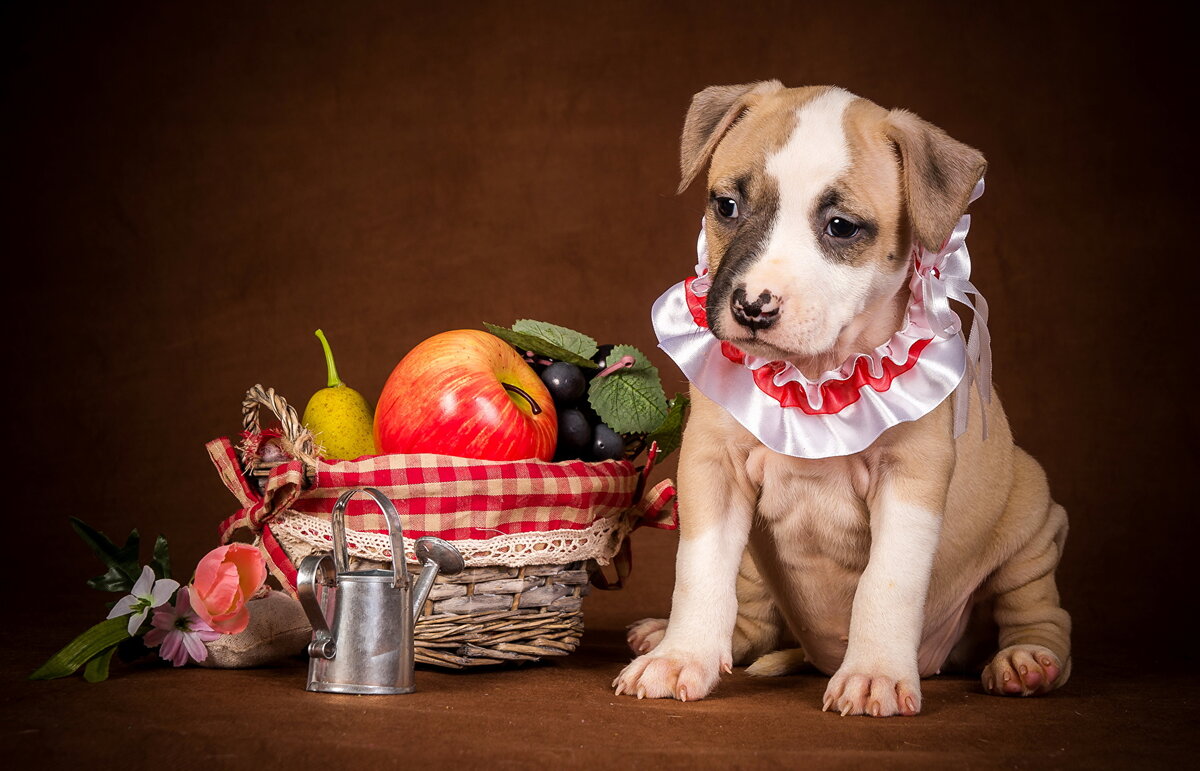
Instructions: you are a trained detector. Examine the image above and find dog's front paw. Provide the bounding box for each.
[626,618,668,655]
[982,645,1066,696]
[612,646,730,702]
[823,663,922,717]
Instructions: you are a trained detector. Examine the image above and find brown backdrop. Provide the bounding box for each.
[5,0,1192,671]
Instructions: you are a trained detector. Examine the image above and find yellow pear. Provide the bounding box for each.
[302,329,378,460]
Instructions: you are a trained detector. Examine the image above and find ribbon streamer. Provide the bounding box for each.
[916,177,991,439]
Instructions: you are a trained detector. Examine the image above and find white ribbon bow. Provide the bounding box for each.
[916,177,991,438]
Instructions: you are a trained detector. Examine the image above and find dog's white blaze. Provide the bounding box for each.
[750,88,865,355]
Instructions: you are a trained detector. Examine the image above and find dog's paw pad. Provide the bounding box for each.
[982,645,1065,696]
[625,618,668,655]
[823,667,921,717]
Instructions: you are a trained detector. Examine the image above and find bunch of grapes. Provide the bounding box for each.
[489,319,684,465]
[531,346,627,462]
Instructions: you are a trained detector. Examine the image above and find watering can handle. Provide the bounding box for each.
[331,487,410,590]
[297,554,337,660]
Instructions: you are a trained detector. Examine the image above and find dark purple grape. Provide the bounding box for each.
[555,408,593,460]
[590,423,625,461]
[541,361,587,404]
[592,344,615,370]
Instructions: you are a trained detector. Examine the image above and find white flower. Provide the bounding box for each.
[106,565,181,637]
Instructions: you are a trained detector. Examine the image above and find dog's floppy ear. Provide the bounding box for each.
[886,109,987,252]
[678,80,784,194]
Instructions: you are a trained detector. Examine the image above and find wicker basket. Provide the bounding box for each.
[219,385,671,669]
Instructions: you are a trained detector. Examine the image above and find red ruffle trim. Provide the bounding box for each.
[683,275,930,415]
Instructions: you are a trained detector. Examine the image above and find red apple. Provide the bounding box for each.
[374,329,557,461]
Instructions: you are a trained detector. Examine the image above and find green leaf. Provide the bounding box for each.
[647,393,690,459]
[82,645,118,683]
[483,323,599,369]
[70,517,141,593]
[86,567,138,593]
[511,319,599,361]
[31,616,131,681]
[150,535,172,581]
[587,345,669,434]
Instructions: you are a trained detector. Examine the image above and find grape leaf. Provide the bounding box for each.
[647,393,690,459]
[483,324,599,369]
[512,319,598,361]
[587,345,668,434]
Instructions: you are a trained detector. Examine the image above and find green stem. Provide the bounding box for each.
[314,329,342,388]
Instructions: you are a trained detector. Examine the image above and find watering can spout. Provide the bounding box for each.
[411,537,466,622]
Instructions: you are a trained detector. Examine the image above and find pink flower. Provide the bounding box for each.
[189,543,267,635]
[144,587,221,667]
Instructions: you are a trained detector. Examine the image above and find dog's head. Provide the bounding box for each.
[680,82,986,372]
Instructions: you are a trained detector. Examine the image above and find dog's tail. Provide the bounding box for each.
[745,647,808,677]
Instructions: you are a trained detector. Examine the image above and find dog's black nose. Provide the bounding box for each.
[730,287,780,331]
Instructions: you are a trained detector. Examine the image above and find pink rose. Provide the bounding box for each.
[188,543,267,634]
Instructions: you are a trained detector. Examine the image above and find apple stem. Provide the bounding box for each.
[314,329,342,389]
[596,355,637,378]
[502,383,543,415]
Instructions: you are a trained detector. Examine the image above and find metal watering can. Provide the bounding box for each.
[297,487,464,694]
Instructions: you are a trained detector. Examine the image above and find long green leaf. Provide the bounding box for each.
[82,645,118,683]
[30,616,131,681]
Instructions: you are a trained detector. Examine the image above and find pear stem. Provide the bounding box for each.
[502,383,542,415]
[314,329,342,388]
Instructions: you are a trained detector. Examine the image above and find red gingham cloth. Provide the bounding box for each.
[206,436,677,592]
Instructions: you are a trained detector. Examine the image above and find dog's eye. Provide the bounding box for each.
[825,217,859,239]
[715,197,739,219]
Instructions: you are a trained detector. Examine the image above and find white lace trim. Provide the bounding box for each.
[270,510,633,569]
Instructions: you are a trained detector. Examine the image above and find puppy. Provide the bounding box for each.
[613,82,1070,716]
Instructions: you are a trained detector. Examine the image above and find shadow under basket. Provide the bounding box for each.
[210,385,677,669]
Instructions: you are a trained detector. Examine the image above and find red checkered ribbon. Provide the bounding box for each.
[206,436,677,592]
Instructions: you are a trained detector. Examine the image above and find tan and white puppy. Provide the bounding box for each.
[613,82,1071,716]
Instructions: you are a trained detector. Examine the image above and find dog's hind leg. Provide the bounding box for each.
[732,549,785,665]
[980,449,1072,696]
[626,618,668,655]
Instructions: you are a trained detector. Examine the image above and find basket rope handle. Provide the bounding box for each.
[240,384,322,472]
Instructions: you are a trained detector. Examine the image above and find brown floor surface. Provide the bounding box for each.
[5,605,1196,771]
